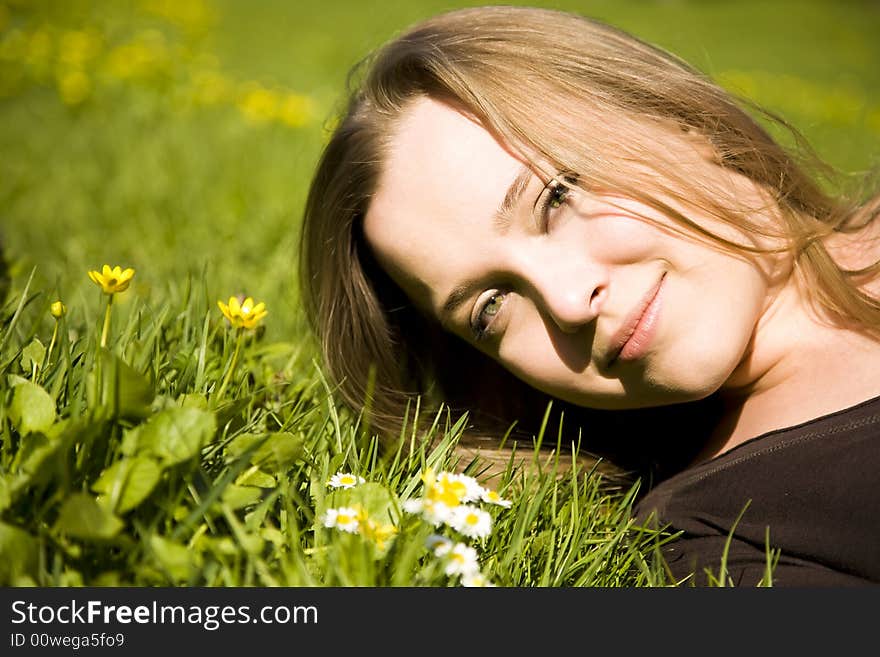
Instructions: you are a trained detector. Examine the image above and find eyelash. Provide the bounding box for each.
[470,173,578,341]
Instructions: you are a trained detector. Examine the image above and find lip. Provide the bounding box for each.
[607,273,666,366]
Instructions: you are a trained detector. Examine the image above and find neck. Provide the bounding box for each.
[692,271,880,464]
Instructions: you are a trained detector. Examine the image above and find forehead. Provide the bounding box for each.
[363,98,525,310]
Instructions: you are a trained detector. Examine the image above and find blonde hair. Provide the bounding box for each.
[299,6,880,474]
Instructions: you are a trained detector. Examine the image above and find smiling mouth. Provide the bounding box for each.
[607,272,666,366]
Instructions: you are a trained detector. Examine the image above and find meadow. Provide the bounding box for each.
[0,0,877,587]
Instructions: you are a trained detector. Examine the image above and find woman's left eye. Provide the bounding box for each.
[535,174,577,231]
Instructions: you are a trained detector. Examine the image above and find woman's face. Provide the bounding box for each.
[364,97,776,410]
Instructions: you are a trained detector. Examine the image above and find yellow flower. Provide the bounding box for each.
[88,265,135,294]
[50,300,66,318]
[57,69,91,106]
[358,513,398,551]
[217,296,267,330]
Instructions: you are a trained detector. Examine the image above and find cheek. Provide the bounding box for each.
[567,201,664,261]
[495,311,610,404]
[496,312,572,389]
[656,256,768,393]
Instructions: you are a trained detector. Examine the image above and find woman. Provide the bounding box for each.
[299,6,880,586]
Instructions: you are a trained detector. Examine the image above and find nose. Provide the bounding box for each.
[528,260,608,333]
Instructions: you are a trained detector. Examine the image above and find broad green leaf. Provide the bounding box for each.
[235,468,276,488]
[260,526,285,547]
[179,393,208,409]
[8,379,56,435]
[19,338,45,373]
[12,432,49,474]
[326,482,397,522]
[221,484,263,510]
[99,350,155,419]
[224,432,264,461]
[120,423,143,457]
[54,493,124,540]
[125,406,216,466]
[225,431,304,472]
[253,432,304,471]
[10,418,99,495]
[93,457,162,513]
[0,522,38,585]
[149,535,198,582]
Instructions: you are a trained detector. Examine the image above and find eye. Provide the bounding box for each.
[534,173,578,231]
[470,290,507,341]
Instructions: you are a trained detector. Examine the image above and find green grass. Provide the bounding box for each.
[0,0,876,587]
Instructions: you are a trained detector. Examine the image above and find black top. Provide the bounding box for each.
[633,394,880,587]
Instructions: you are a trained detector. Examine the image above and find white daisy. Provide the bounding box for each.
[481,488,513,508]
[421,499,455,527]
[402,498,424,514]
[425,534,453,556]
[443,543,480,577]
[449,505,492,539]
[328,472,365,489]
[322,507,360,533]
[461,572,495,587]
[434,471,484,504]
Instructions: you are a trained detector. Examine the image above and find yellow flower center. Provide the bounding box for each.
[428,479,467,507]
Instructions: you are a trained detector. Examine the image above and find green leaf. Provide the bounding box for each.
[9,418,99,497]
[54,493,124,540]
[149,535,199,582]
[221,484,263,510]
[93,457,162,513]
[100,350,155,420]
[326,481,397,522]
[0,478,10,513]
[178,393,208,409]
[8,379,56,435]
[124,406,217,466]
[224,432,263,461]
[19,338,45,373]
[11,432,49,474]
[0,522,38,585]
[235,468,276,488]
[225,431,304,472]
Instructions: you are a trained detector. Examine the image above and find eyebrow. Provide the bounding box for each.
[493,164,533,233]
[439,164,533,326]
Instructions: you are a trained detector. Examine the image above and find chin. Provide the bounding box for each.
[650,350,740,402]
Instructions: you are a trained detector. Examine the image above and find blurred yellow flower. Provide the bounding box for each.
[50,300,66,318]
[218,296,267,330]
[358,510,398,551]
[58,29,102,68]
[57,69,91,105]
[277,92,314,128]
[237,83,278,124]
[88,265,135,294]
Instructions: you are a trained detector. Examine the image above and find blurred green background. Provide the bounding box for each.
[1,0,878,341]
